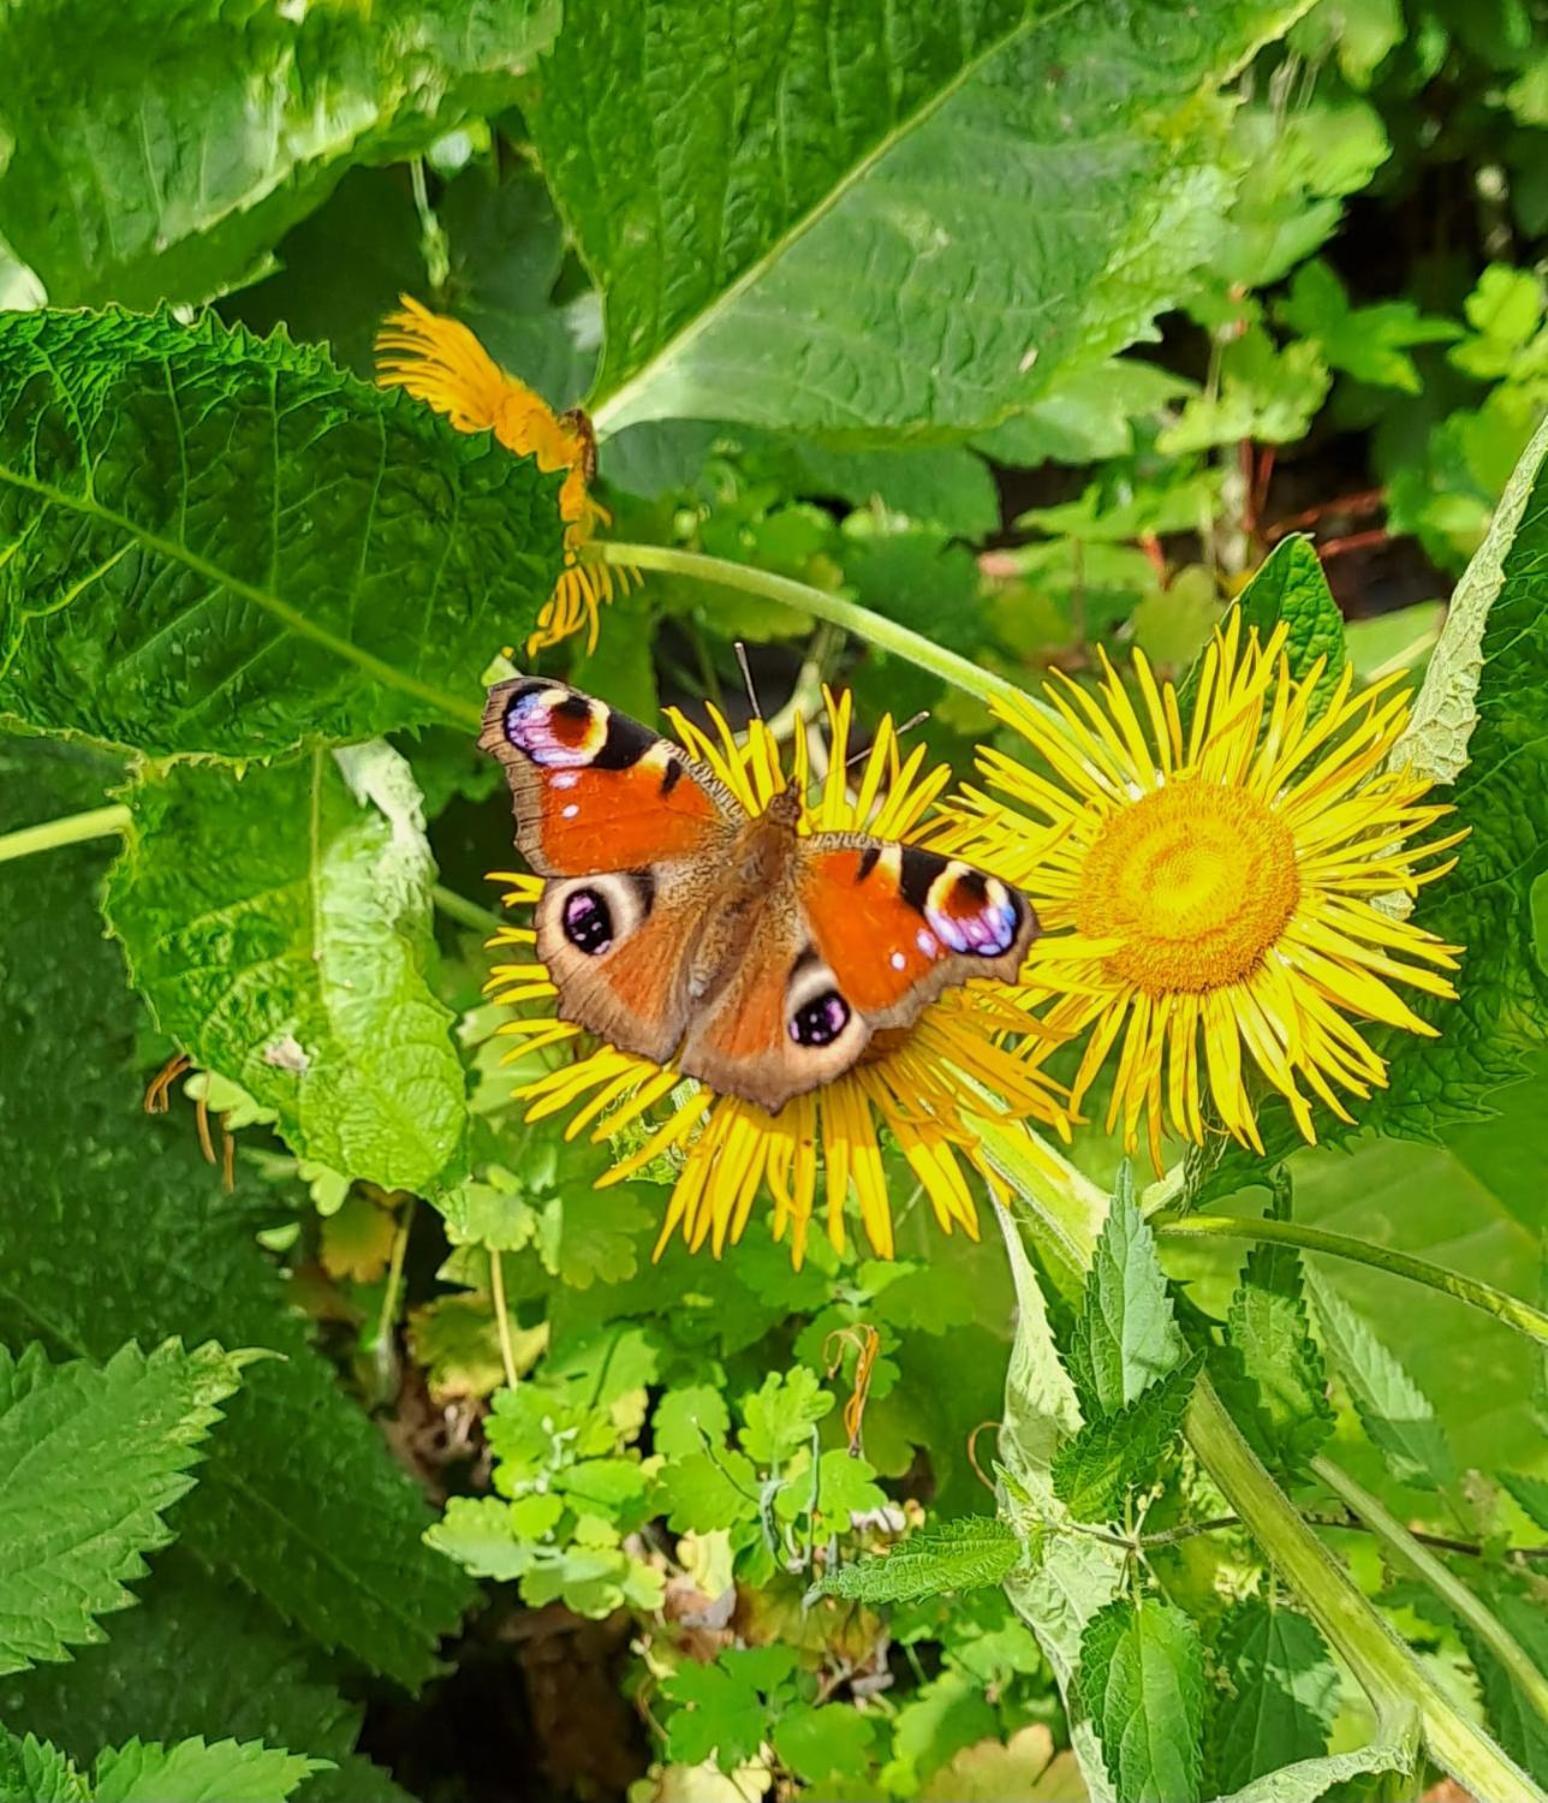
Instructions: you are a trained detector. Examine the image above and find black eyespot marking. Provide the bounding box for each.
[562,888,613,955]
[593,708,659,770]
[660,759,684,797]
[899,845,949,912]
[790,988,851,1048]
[790,944,822,979]
[553,693,592,722]
[954,868,990,903]
[856,845,882,883]
[626,868,656,915]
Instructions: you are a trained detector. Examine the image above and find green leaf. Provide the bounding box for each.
[0,1340,247,1676]
[882,1667,999,1794]
[0,308,565,759]
[92,1737,322,1803]
[658,1451,761,1536]
[1501,1470,1548,1534]
[1459,1572,1548,1786]
[739,1367,835,1468]
[771,1704,876,1787]
[663,1647,798,1774]
[1078,1595,1207,1803]
[1159,326,1330,454]
[0,747,474,1689]
[531,0,1305,440]
[1210,1720,1418,1803]
[0,2,558,308]
[652,1386,733,1462]
[772,1450,887,1528]
[816,1516,1020,1604]
[105,745,466,1197]
[1052,1352,1203,1523]
[0,1733,88,1803]
[1225,1241,1334,1473]
[1067,1169,1185,1419]
[0,1548,413,1803]
[424,1496,535,1584]
[1277,259,1460,394]
[1306,1271,1456,1493]
[1209,1601,1338,1795]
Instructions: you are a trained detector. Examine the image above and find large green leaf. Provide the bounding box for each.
[1067,1168,1185,1418]
[1208,1601,1338,1795]
[816,1517,1020,1604]
[0,1,558,309]
[1051,1352,1201,1522]
[529,0,1306,441]
[1077,1595,1207,1803]
[0,1550,412,1803]
[91,1737,321,1803]
[0,739,474,1689]
[0,1341,247,1676]
[0,309,564,760]
[106,744,467,1198]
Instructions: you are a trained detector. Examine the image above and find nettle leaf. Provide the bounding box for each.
[91,1736,322,1803]
[529,0,1304,440]
[0,1547,413,1803]
[1459,1571,1548,1786]
[1501,1471,1548,1534]
[0,1,559,308]
[1225,1241,1334,1473]
[1209,1600,1338,1795]
[0,1733,87,1803]
[1052,1352,1203,1523]
[0,748,474,1689]
[105,744,467,1198]
[0,1340,248,1676]
[1307,1272,1457,1493]
[1067,1169,1186,1418]
[1211,1722,1418,1803]
[0,308,565,760]
[1078,1595,1207,1803]
[816,1516,1020,1604]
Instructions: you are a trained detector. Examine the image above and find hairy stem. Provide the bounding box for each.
[602,541,1037,720]
[0,802,130,865]
[1154,1213,1548,1349]
[1314,1455,1548,1732]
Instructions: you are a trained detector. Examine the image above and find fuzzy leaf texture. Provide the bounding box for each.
[0,1548,414,1803]
[816,1516,1020,1603]
[1208,1601,1338,1795]
[1051,1351,1203,1522]
[0,0,559,308]
[528,0,1306,440]
[1066,1167,1186,1417]
[0,740,474,1688]
[105,745,467,1197]
[91,1736,322,1803]
[1078,1595,1207,1803]
[0,308,565,760]
[1225,1241,1334,1473]
[0,1340,246,1676]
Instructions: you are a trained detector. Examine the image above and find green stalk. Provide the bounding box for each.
[1155,1213,1548,1350]
[0,802,130,865]
[978,1115,1544,1803]
[1314,1455,1548,1733]
[601,541,1037,719]
[431,883,505,937]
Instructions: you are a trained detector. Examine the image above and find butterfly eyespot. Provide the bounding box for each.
[790,989,851,1048]
[562,887,613,955]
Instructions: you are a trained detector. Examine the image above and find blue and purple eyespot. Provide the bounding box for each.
[505,687,607,768]
[924,867,1023,958]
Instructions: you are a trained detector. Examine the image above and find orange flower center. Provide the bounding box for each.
[1076,781,1300,994]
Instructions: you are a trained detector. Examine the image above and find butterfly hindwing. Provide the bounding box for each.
[480,677,737,877]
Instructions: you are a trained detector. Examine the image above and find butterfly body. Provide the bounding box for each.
[481,678,1037,1114]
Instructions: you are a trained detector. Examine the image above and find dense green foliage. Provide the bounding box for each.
[2,2,1547,1800]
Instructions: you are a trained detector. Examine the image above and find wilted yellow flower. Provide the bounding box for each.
[947,616,1464,1167]
[375,295,636,653]
[486,693,1068,1266]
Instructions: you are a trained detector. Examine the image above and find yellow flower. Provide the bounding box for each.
[946,615,1464,1167]
[375,295,637,654]
[485,694,1068,1266]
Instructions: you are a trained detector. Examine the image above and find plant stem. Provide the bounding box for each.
[0,802,130,865]
[602,541,1039,720]
[981,1116,1544,1803]
[1314,1455,1548,1732]
[1154,1213,1548,1349]
[376,1196,416,1363]
[489,1248,520,1391]
[431,884,505,937]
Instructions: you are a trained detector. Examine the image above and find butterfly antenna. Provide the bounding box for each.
[842,709,930,771]
[732,640,763,721]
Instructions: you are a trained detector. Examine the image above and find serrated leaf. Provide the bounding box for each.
[0,748,474,1689]
[0,1548,413,1803]
[1209,1601,1338,1794]
[105,744,468,1197]
[0,1733,88,1803]
[1052,1352,1203,1523]
[0,308,564,760]
[0,1339,247,1675]
[663,1647,799,1774]
[1236,536,1347,692]
[1502,1471,1548,1534]
[772,1450,887,1528]
[817,1516,1020,1604]
[1067,1169,1185,1419]
[1212,1717,1418,1803]
[0,2,559,309]
[1078,1596,1207,1803]
[537,1184,651,1289]
[1226,1241,1334,1473]
[1458,1571,1548,1786]
[532,0,1304,440]
[739,1367,834,1468]
[92,1736,323,1803]
[1307,1272,1456,1493]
